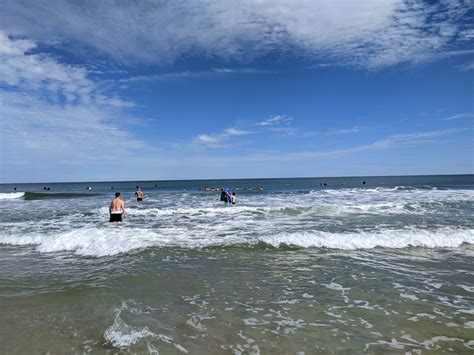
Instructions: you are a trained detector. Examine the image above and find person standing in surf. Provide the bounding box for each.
[135,186,144,202]
[220,188,227,203]
[109,192,126,222]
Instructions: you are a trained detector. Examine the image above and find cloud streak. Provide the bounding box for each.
[120,68,275,84]
[257,115,292,126]
[443,113,474,120]
[456,61,474,71]
[193,127,254,147]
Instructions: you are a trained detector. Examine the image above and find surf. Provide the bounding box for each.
[0,226,472,257]
[0,192,25,200]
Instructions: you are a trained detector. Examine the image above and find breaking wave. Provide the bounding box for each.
[0,227,472,257]
[0,192,25,200]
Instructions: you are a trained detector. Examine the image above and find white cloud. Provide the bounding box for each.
[121,68,274,83]
[269,127,299,136]
[1,0,470,68]
[0,32,133,107]
[194,134,225,145]
[0,32,89,101]
[364,128,469,149]
[443,113,474,120]
[224,128,254,136]
[275,126,360,138]
[458,29,474,41]
[1,91,143,164]
[212,68,276,74]
[257,115,292,126]
[0,33,144,174]
[327,127,360,135]
[193,127,254,147]
[456,61,474,71]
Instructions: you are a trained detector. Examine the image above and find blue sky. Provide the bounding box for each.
[0,0,473,183]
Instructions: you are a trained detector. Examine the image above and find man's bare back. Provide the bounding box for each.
[110,197,124,212]
[135,189,144,201]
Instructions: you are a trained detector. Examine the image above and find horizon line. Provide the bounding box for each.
[1,173,473,185]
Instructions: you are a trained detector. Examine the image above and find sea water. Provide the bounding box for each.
[0,175,473,353]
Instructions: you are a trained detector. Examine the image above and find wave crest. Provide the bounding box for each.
[0,192,25,200]
[0,227,472,257]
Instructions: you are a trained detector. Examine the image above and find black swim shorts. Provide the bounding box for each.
[137,198,143,202]
[109,213,122,222]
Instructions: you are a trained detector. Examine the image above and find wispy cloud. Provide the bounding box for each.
[121,68,274,83]
[0,33,144,173]
[364,128,470,149]
[0,32,133,107]
[443,113,474,120]
[225,128,471,162]
[327,127,360,135]
[135,128,471,174]
[212,68,276,75]
[224,128,254,136]
[194,134,225,145]
[257,115,292,126]
[456,61,474,71]
[256,115,360,138]
[290,126,361,138]
[268,127,299,136]
[458,29,474,41]
[1,0,471,68]
[193,127,254,147]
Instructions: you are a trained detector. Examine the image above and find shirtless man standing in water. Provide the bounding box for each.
[109,192,126,222]
[135,186,144,202]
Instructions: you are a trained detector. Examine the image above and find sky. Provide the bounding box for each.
[0,0,473,183]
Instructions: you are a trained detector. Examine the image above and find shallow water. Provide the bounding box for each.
[0,175,473,353]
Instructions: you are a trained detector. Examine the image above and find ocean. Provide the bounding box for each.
[0,175,473,354]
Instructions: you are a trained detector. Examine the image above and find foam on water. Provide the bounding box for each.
[0,226,472,256]
[0,192,25,200]
[101,186,474,219]
[104,313,155,348]
[103,300,188,352]
[1,184,473,256]
[261,228,474,250]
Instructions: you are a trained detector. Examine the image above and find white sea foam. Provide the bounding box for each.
[400,293,418,301]
[104,302,156,348]
[1,185,473,256]
[260,228,474,250]
[0,192,25,200]
[118,186,474,218]
[0,225,472,257]
[464,321,474,328]
[104,300,188,352]
[459,285,474,293]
